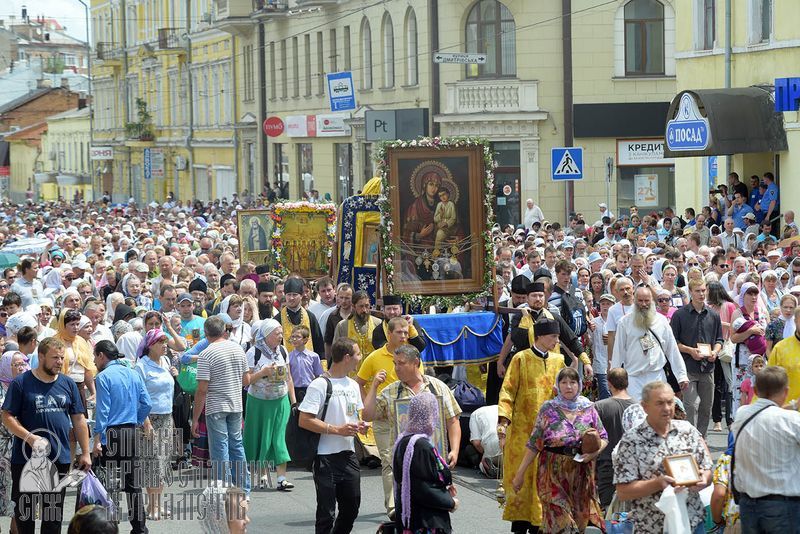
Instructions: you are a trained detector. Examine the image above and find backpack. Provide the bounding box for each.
[285,376,332,468]
[557,286,587,337]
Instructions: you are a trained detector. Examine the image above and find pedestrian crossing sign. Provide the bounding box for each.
[551,147,584,181]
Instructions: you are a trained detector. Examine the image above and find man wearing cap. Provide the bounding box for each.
[728,191,755,230]
[257,280,276,320]
[489,275,531,404]
[279,277,324,356]
[10,258,42,309]
[743,212,760,237]
[178,292,206,348]
[511,280,592,375]
[370,295,426,353]
[498,317,567,533]
[188,278,210,319]
[591,294,616,399]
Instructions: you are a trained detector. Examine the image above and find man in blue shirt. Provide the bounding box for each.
[1,337,92,533]
[93,340,152,534]
[178,292,206,347]
[728,192,755,230]
[758,172,780,233]
[747,175,762,211]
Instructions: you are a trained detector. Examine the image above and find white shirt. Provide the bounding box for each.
[591,314,609,375]
[299,375,363,455]
[719,231,740,251]
[732,398,800,497]
[604,301,633,334]
[469,405,501,460]
[611,312,687,382]
[524,205,545,229]
[308,300,335,324]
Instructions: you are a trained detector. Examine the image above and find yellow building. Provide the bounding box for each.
[40,107,93,201]
[671,0,797,220]
[91,0,258,203]
[5,122,47,200]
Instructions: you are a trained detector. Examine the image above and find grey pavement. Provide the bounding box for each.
[0,421,731,532]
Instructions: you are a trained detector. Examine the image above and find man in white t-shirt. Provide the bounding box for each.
[469,404,502,477]
[299,337,364,533]
[605,277,634,363]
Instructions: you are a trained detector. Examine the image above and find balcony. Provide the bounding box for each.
[250,0,289,21]
[443,79,542,116]
[211,0,261,33]
[157,28,186,55]
[294,0,340,7]
[95,42,124,67]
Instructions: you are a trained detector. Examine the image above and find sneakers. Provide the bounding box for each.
[276,479,294,491]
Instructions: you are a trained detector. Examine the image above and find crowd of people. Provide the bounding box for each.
[0,168,796,534]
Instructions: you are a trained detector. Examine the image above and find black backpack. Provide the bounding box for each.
[285,376,332,468]
[557,286,587,337]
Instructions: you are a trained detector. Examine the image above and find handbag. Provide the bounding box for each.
[176,361,198,395]
[450,380,485,414]
[718,339,734,364]
[285,377,331,468]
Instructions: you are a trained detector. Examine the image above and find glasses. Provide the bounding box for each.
[657,298,671,302]
[718,264,729,269]
[687,263,700,267]
[0,285,7,290]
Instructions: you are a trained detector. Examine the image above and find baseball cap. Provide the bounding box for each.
[177,293,194,304]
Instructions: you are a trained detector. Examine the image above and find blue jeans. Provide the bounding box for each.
[596,374,611,400]
[205,411,252,495]
[740,494,800,533]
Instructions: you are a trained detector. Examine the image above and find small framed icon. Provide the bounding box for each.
[697,343,713,359]
[663,454,702,486]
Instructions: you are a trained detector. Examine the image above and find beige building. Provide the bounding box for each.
[40,107,93,201]
[262,0,678,224]
[670,0,797,222]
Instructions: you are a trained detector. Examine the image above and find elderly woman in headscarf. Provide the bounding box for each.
[393,392,457,534]
[244,318,296,491]
[121,273,152,310]
[135,328,177,520]
[105,292,124,325]
[512,367,607,533]
[76,314,94,344]
[759,269,783,314]
[55,308,97,412]
[0,351,29,527]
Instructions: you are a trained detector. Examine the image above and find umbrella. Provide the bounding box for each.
[0,252,19,270]
[0,237,52,255]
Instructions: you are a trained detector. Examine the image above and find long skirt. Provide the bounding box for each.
[192,408,211,469]
[141,413,175,488]
[243,394,291,467]
[537,450,605,533]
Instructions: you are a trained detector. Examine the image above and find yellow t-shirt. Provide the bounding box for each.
[356,345,425,394]
[769,334,800,401]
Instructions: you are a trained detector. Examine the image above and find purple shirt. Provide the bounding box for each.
[288,348,324,387]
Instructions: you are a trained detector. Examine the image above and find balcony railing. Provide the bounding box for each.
[251,0,289,14]
[294,0,340,6]
[157,28,183,50]
[96,42,123,61]
[443,79,541,115]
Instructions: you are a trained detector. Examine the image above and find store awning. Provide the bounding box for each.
[663,87,788,158]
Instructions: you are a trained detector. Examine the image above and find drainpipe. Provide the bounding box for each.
[429,0,440,137]
[258,22,268,194]
[184,18,195,201]
[562,0,574,219]
[122,0,132,200]
[724,0,732,175]
[231,35,239,195]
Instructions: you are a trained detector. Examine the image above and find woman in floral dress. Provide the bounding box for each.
[512,367,607,533]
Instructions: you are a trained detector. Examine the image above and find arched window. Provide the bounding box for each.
[465,0,516,78]
[624,0,665,75]
[382,13,395,88]
[405,9,418,85]
[361,18,373,90]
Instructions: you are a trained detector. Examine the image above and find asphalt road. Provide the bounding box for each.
[0,422,730,533]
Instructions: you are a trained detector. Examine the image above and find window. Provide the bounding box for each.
[273,144,288,194]
[298,144,313,197]
[360,18,372,90]
[465,0,516,78]
[363,142,373,183]
[405,9,418,86]
[243,44,255,102]
[624,0,665,76]
[329,29,337,73]
[702,0,715,50]
[317,31,325,95]
[292,37,300,98]
[381,13,394,88]
[169,70,178,125]
[280,39,287,99]
[269,42,276,100]
[336,144,353,202]
[304,34,312,96]
[344,26,351,71]
[754,0,772,43]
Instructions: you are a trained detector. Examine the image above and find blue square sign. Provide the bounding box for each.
[326,71,356,112]
[551,147,583,181]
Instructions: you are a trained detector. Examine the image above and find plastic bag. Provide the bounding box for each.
[77,470,116,514]
[655,485,691,534]
[176,361,198,394]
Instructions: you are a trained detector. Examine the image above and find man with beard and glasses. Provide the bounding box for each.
[611,287,688,400]
[333,291,381,370]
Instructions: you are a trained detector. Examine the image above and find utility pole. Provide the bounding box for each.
[77,0,94,193]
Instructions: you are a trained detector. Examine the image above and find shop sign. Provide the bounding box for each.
[263,116,285,137]
[775,77,800,112]
[286,114,351,138]
[89,146,114,160]
[666,94,709,151]
[617,139,673,166]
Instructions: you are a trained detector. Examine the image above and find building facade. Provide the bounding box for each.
[672,0,798,217]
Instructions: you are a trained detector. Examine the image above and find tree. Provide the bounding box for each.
[125,98,155,141]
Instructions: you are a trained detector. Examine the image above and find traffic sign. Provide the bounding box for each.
[551,147,583,181]
[143,148,152,180]
[326,71,356,112]
[433,52,487,64]
[666,93,710,152]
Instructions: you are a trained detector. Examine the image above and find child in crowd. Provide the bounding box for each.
[287,325,323,403]
[739,354,766,406]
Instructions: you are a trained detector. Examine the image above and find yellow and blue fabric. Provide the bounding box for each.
[414,312,504,366]
[335,193,380,302]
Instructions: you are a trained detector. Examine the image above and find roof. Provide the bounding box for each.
[46,106,89,121]
[3,121,47,141]
[0,86,74,115]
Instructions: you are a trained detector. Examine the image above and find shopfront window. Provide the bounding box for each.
[363,142,374,186]
[491,141,521,228]
[617,165,675,215]
[298,143,314,199]
[273,143,289,198]
[336,144,353,202]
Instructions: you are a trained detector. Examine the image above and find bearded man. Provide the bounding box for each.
[611,286,688,400]
[333,290,381,371]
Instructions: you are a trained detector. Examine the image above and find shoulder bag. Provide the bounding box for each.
[286,376,332,468]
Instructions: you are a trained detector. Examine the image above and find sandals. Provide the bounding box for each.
[276,479,294,492]
[259,475,271,489]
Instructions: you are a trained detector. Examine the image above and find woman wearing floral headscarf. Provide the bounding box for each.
[244,319,296,491]
[0,351,29,531]
[55,308,97,413]
[135,328,177,520]
[393,392,457,534]
[512,367,607,533]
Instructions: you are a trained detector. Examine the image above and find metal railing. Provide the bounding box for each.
[96,42,122,60]
[158,28,182,50]
[252,0,289,13]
